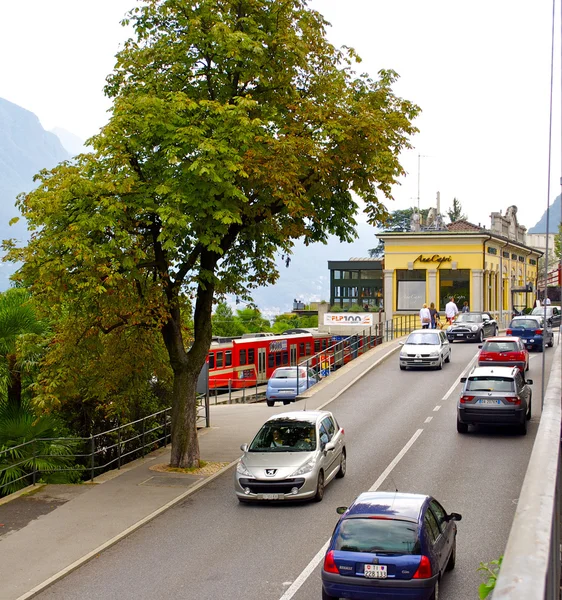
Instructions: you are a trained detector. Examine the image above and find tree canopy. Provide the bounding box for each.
[6,0,420,467]
[447,198,467,223]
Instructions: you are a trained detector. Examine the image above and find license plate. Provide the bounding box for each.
[259,493,280,500]
[364,564,387,579]
[414,359,422,363]
[456,333,464,337]
[477,399,500,405]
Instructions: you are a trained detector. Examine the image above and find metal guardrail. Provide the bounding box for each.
[0,394,209,496]
[493,343,561,599]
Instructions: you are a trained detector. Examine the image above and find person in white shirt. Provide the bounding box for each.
[419,303,431,329]
[545,297,551,305]
[445,297,458,324]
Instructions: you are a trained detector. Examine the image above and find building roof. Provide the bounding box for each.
[446,219,483,232]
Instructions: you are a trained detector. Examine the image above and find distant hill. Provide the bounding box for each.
[51,127,87,156]
[528,195,561,233]
[0,98,70,290]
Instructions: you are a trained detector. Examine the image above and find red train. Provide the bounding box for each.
[207,330,336,389]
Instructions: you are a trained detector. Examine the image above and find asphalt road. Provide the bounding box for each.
[36,339,557,600]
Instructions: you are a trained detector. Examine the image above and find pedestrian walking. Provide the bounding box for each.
[545,296,551,305]
[445,297,458,325]
[419,303,431,329]
[461,301,469,313]
[429,302,439,329]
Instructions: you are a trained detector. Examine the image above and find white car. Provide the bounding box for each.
[399,329,451,370]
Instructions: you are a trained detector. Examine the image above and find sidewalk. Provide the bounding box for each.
[0,338,402,600]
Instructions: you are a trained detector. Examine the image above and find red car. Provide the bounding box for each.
[477,336,529,373]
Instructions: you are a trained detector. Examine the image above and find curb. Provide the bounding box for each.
[15,340,401,599]
[0,483,46,507]
[15,459,239,600]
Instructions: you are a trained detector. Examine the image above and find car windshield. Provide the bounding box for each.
[271,368,307,379]
[466,376,515,392]
[482,341,519,353]
[531,308,552,315]
[454,314,482,323]
[249,420,317,452]
[510,319,540,330]
[406,333,440,345]
[334,518,421,555]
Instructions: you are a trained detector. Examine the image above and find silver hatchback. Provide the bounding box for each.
[234,411,346,503]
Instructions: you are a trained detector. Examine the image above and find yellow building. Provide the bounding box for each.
[378,214,541,320]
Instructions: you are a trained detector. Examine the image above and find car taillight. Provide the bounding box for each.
[340,428,344,435]
[505,396,521,405]
[413,555,432,579]
[506,329,512,335]
[535,329,543,335]
[323,550,339,574]
[460,395,475,403]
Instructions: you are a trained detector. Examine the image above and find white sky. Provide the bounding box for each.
[1,0,560,230]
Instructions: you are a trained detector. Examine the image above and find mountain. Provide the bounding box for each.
[51,127,87,156]
[0,98,70,290]
[528,195,561,233]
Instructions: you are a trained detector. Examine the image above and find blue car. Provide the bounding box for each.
[321,492,461,600]
[265,367,318,407]
[507,315,554,352]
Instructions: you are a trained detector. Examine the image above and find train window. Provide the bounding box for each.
[268,354,275,368]
[282,351,288,365]
[299,342,305,355]
[225,351,232,366]
[248,348,255,364]
[216,352,223,368]
[276,353,282,366]
[314,340,321,352]
[322,339,328,350]
[208,353,215,369]
[306,343,311,355]
[239,350,247,365]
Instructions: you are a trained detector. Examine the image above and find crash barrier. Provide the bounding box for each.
[493,343,561,599]
[207,380,266,404]
[0,394,209,496]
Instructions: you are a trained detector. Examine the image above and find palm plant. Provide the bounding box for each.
[0,288,48,408]
[0,400,79,496]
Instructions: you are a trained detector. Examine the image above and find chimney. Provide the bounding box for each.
[436,191,441,215]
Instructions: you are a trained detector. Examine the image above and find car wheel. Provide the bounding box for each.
[477,329,483,343]
[400,365,406,370]
[525,361,529,372]
[548,337,554,347]
[237,497,250,504]
[527,396,532,420]
[457,418,468,434]
[518,419,527,435]
[445,352,451,363]
[336,449,346,479]
[322,588,338,600]
[446,539,456,571]
[436,356,443,370]
[266,400,275,407]
[283,399,291,405]
[314,471,325,502]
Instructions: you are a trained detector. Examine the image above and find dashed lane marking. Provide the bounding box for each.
[424,417,433,423]
[433,405,441,411]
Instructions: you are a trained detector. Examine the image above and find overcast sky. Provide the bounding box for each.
[1,0,559,231]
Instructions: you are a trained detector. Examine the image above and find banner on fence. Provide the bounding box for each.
[324,313,374,326]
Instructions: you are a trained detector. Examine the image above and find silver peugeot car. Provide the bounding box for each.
[234,411,346,503]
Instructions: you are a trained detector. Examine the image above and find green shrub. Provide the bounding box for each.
[330,305,343,312]
[478,556,503,598]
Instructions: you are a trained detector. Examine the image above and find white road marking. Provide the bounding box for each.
[433,405,441,411]
[441,352,479,401]
[424,416,433,423]
[278,428,424,600]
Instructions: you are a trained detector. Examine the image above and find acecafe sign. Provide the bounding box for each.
[324,313,374,326]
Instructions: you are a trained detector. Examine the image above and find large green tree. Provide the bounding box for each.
[6,0,419,467]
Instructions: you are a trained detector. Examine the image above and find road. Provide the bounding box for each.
[36,339,557,600]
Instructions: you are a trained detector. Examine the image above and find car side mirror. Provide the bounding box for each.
[460,377,467,383]
[399,341,404,346]
[526,379,534,385]
[336,506,348,515]
[447,512,462,522]
[325,441,335,452]
[240,443,249,452]
[478,345,483,349]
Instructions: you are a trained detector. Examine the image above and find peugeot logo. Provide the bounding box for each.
[265,469,277,476]
[372,558,379,565]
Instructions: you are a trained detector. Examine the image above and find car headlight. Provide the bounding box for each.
[399,351,407,358]
[291,457,317,476]
[429,351,439,357]
[237,460,252,476]
[471,325,478,332]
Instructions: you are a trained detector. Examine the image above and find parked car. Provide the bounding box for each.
[265,366,318,406]
[507,315,554,352]
[457,366,533,435]
[321,491,461,600]
[235,411,345,503]
[399,329,451,370]
[446,312,498,343]
[530,306,561,328]
[477,336,529,373]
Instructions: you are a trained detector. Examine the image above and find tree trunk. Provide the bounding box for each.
[6,353,21,409]
[169,364,200,468]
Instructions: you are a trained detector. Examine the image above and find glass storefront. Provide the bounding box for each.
[396,270,426,310]
[439,269,470,310]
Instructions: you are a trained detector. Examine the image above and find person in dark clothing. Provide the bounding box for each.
[429,302,439,329]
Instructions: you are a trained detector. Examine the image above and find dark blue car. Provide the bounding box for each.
[321,492,461,600]
[507,316,554,352]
